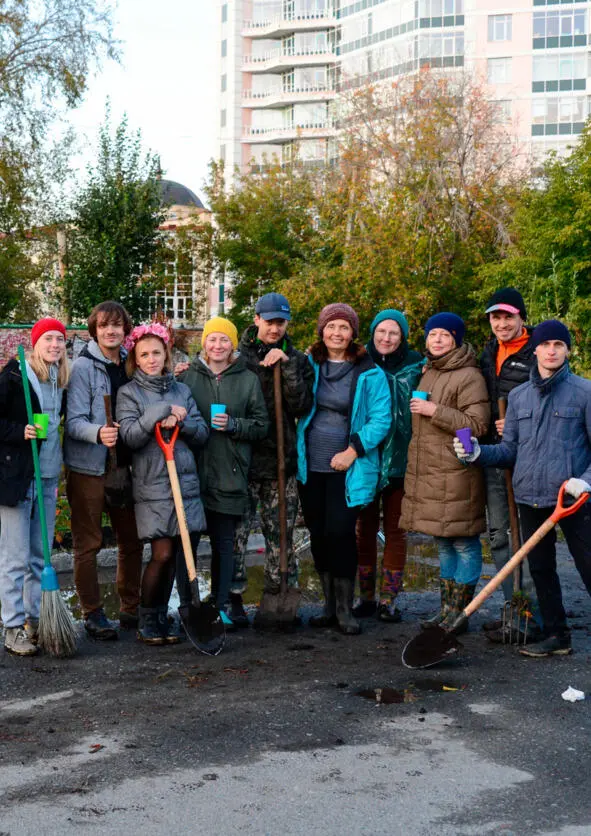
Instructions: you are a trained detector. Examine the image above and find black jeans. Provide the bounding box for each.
[518,502,591,637]
[298,471,360,581]
[207,509,240,609]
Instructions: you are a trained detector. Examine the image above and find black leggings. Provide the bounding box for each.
[142,537,177,608]
[298,471,360,581]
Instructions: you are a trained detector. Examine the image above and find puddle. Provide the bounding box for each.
[357,678,465,706]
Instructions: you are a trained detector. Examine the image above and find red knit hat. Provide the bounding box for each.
[31,317,67,347]
[317,303,359,339]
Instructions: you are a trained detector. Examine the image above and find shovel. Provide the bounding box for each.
[255,362,301,629]
[402,482,589,669]
[155,422,225,656]
[102,394,132,509]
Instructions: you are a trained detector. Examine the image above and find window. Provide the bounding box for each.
[487,57,512,84]
[221,73,227,92]
[532,52,587,91]
[533,9,587,46]
[494,100,512,121]
[221,3,227,23]
[221,39,227,58]
[531,94,587,135]
[220,109,226,128]
[488,14,512,42]
[220,145,226,162]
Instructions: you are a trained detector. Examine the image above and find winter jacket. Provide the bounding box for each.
[180,354,269,516]
[117,370,209,540]
[297,351,392,508]
[0,359,43,506]
[64,340,128,476]
[366,341,425,490]
[400,344,490,538]
[238,326,314,480]
[478,363,591,508]
[480,328,535,442]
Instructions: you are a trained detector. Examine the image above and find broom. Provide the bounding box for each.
[17,345,77,658]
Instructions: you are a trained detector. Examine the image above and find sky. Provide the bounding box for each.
[66,0,218,203]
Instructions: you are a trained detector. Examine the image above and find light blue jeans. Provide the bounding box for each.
[435,535,482,586]
[0,477,59,629]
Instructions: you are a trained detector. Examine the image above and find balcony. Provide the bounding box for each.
[243,12,338,40]
[242,85,336,108]
[242,122,336,144]
[243,47,338,73]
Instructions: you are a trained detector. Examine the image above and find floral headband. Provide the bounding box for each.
[123,323,171,351]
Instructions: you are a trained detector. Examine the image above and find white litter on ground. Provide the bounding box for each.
[561,686,585,703]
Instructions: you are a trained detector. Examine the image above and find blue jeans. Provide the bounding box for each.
[435,535,482,586]
[0,477,59,629]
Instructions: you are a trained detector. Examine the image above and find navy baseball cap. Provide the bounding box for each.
[255,292,291,321]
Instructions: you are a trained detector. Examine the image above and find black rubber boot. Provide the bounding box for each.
[310,572,338,628]
[420,578,454,629]
[229,593,250,629]
[352,600,378,618]
[334,577,361,636]
[157,606,180,644]
[137,607,165,645]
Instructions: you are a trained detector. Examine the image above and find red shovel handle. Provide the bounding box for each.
[155,422,179,461]
[550,481,589,522]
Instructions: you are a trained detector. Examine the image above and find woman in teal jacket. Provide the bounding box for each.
[355,310,424,623]
[297,303,391,635]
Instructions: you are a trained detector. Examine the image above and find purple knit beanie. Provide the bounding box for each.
[317,303,359,339]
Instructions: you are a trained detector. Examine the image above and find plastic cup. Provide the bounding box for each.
[210,403,226,427]
[412,390,428,401]
[455,427,474,454]
[33,413,49,439]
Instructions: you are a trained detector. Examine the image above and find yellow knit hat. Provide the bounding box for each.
[202,316,238,350]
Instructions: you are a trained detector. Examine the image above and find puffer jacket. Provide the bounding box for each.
[64,340,127,476]
[238,326,314,480]
[117,370,209,540]
[180,354,269,516]
[478,363,591,507]
[480,327,535,443]
[297,350,392,508]
[400,344,490,537]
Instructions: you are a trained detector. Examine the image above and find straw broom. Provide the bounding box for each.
[17,346,77,658]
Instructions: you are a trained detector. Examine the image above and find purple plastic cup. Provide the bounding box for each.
[455,427,474,454]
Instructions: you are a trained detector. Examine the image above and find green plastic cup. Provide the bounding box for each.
[33,413,49,439]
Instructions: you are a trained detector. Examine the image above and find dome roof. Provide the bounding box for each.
[158,179,205,209]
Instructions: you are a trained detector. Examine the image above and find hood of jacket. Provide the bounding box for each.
[81,339,127,366]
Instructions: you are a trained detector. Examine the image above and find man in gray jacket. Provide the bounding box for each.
[455,320,591,657]
[64,301,143,639]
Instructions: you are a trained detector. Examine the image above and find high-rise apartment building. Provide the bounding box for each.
[218,0,591,171]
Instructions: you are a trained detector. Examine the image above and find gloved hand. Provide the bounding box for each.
[452,436,481,464]
[564,477,591,499]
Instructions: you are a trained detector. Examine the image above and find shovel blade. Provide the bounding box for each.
[179,602,226,656]
[402,625,463,670]
[255,587,302,630]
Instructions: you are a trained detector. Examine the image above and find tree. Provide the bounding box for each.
[63,113,165,322]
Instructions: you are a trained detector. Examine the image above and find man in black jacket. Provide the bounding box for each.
[231,293,314,625]
[479,287,541,639]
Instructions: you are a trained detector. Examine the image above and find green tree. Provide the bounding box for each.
[63,113,165,322]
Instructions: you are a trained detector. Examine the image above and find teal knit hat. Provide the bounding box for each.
[369,309,409,340]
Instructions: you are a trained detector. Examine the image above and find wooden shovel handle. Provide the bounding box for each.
[273,362,288,585]
[103,394,118,469]
[498,397,521,591]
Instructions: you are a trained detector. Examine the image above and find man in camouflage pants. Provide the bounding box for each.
[231,293,314,627]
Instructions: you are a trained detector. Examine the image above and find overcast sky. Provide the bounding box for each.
[66,0,218,202]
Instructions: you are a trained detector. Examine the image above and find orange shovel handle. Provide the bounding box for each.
[155,422,179,461]
[550,481,589,523]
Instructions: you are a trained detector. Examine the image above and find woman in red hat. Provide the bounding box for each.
[0,318,69,656]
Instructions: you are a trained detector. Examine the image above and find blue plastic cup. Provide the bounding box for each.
[412,390,428,400]
[210,403,226,427]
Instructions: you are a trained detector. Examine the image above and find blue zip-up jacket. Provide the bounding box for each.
[478,363,591,507]
[296,352,392,508]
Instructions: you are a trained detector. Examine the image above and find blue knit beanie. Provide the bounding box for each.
[531,319,571,349]
[424,312,465,346]
[370,309,409,340]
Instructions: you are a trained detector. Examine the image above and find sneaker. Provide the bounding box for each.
[519,634,572,658]
[119,610,139,630]
[352,600,378,618]
[377,603,402,623]
[4,626,38,656]
[220,610,237,632]
[84,608,118,641]
[24,618,39,645]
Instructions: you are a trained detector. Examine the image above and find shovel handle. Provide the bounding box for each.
[498,398,521,591]
[462,481,589,620]
[103,394,118,469]
[155,422,179,461]
[274,363,288,589]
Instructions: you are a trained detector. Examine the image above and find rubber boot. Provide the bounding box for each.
[420,578,454,629]
[157,605,180,645]
[442,583,477,634]
[137,607,165,645]
[334,577,361,636]
[310,572,338,628]
[377,568,404,623]
[229,593,249,629]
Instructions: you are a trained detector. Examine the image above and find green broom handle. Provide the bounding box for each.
[17,345,52,569]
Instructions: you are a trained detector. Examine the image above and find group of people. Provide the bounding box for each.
[1,287,590,661]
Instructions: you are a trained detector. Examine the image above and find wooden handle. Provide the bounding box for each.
[166,458,197,583]
[273,362,288,586]
[498,398,521,592]
[103,394,118,469]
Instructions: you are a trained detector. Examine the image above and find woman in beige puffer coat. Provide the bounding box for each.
[400,313,490,629]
